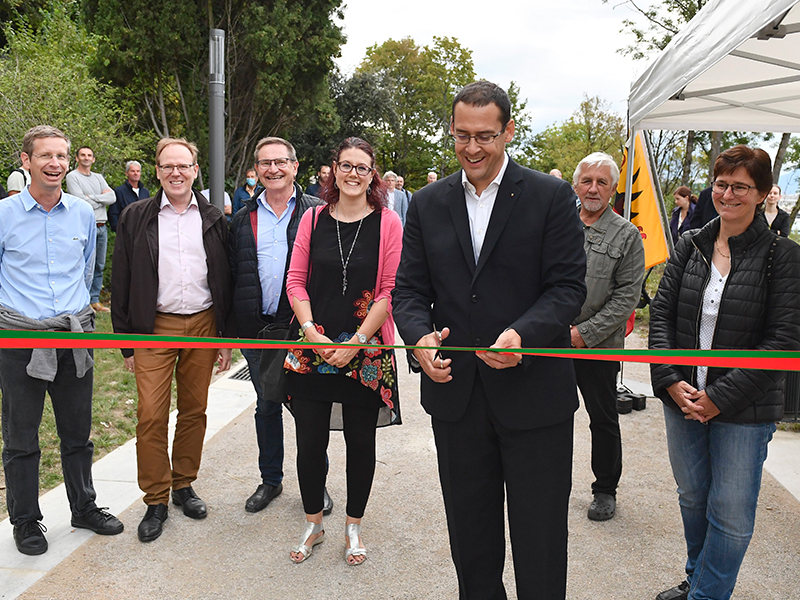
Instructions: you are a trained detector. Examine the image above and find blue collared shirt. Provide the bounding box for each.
[0,187,96,319]
[256,190,296,316]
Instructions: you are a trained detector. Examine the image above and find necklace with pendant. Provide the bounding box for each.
[335,204,369,296]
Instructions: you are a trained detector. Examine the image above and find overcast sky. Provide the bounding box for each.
[334,0,646,134]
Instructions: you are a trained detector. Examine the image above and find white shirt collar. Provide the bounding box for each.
[461,152,510,196]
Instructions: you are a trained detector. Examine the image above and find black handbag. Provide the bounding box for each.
[258,322,293,404]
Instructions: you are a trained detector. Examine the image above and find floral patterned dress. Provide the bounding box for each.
[285,207,400,429]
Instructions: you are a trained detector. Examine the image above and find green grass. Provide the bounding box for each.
[0,310,242,519]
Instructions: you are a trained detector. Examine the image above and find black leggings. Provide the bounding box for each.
[292,399,380,518]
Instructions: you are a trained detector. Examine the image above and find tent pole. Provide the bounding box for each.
[624,129,636,221]
[642,131,675,255]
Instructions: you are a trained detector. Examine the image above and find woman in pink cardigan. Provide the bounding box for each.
[284,137,403,566]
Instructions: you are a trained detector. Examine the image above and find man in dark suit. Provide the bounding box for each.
[393,81,587,599]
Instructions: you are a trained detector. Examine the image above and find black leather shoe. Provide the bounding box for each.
[71,507,124,535]
[587,493,616,521]
[138,504,168,542]
[245,482,282,513]
[322,487,333,516]
[655,580,690,600]
[13,520,48,555]
[172,486,207,519]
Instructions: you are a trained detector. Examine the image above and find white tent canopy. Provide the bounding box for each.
[629,0,800,134]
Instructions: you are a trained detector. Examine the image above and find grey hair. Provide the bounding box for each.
[573,152,620,188]
[125,160,142,172]
[384,171,397,180]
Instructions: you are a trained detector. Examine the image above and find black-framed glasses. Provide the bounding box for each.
[711,181,756,197]
[256,158,293,169]
[450,127,506,145]
[337,162,373,177]
[157,164,195,174]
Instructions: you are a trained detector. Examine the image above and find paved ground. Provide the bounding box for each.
[3,332,800,599]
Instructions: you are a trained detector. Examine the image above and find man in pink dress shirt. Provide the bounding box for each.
[111,138,233,543]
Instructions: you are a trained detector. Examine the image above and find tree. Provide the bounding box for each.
[0,5,150,186]
[357,36,476,189]
[522,95,626,182]
[605,0,706,60]
[83,0,345,185]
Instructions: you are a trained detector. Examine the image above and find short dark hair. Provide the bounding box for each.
[76,145,94,157]
[713,145,773,196]
[321,137,387,211]
[451,81,511,129]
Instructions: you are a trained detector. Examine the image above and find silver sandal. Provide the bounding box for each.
[291,520,324,563]
[345,522,367,566]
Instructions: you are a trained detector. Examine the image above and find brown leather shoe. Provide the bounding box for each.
[91,302,110,313]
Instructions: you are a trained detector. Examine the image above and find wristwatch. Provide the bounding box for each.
[300,321,316,334]
[354,332,367,344]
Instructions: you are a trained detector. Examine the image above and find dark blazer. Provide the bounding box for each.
[392,159,587,430]
[767,207,792,237]
[669,203,695,244]
[111,189,233,357]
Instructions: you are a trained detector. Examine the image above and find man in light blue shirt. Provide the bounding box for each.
[228,136,327,514]
[0,125,124,556]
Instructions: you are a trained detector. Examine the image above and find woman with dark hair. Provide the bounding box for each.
[669,185,697,244]
[650,145,800,600]
[764,184,791,237]
[283,137,403,565]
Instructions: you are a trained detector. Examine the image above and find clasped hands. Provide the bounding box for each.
[304,327,361,369]
[666,380,721,423]
[414,327,523,384]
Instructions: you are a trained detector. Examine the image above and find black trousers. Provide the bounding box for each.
[0,348,97,524]
[431,375,573,600]
[292,398,379,518]
[573,358,622,496]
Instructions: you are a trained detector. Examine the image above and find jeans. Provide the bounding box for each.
[663,405,775,600]
[242,348,284,487]
[89,223,108,303]
[0,348,97,523]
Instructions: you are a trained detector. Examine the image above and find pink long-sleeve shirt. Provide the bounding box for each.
[286,205,403,345]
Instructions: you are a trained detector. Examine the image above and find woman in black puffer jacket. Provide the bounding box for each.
[649,145,800,600]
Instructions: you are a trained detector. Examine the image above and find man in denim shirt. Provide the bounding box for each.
[571,152,645,522]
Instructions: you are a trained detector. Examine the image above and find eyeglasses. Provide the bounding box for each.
[157,164,195,174]
[450,127,506,145]
[337,162,373,177]
[711,181,756,197]
[32,153,69,163]
[256,158,293,169]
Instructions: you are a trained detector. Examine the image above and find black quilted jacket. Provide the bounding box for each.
[228,183,321,339]
[649,215,800,423]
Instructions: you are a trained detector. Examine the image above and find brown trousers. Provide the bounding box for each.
[134,308,217,505]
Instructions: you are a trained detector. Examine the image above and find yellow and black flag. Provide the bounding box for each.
[614,131,670,270]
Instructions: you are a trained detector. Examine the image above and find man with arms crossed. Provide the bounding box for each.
[393,81,587,599]
[228,137,330,514]
[111,138,233,542]
[65,146,116,313]
[0,126,123,555]
[571,152,645,521]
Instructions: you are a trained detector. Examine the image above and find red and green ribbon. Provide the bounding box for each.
[0,330,798,371]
